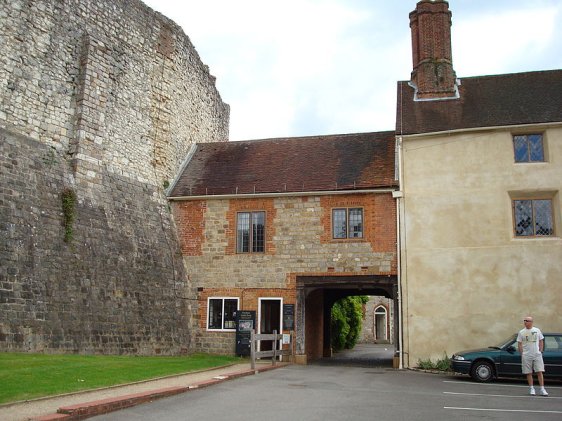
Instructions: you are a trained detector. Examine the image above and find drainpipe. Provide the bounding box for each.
[393,135,405,369]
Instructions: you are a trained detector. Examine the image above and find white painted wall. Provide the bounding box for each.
[400,125,562,366]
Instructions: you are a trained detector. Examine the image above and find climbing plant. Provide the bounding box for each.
[61,187,77,243]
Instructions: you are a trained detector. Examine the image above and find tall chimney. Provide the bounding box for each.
[409,0,458,100]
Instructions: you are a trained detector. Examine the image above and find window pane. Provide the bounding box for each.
[533,200,553,236]
[514,200,533,236]
[208,299,222,329]
[223,299,238,329]
[252,211,265,252]
[513,134,544,163]
[513,135,528,162]
[333,209,347,238]
[348,208,363,238]
[237,212,250,253]
[528,134,544,162]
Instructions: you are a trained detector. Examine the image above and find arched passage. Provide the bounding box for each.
[296,275,398,364]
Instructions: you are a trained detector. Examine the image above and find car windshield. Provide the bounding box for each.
[493,334,517,349]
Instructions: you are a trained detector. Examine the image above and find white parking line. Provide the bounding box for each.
[443,380,562,389]
[444,391,562,399]
[445,407,562,414]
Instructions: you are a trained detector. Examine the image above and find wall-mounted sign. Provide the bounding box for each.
[283,304,294,331]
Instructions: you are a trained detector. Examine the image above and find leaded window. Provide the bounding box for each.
[513,134,544,163]
[332,208,363,239]
[513,199,554,237]
[237,211,265,253]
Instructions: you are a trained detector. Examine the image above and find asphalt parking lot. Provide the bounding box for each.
[92,364,562,421]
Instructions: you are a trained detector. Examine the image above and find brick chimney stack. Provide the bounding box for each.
[409,0,458,100]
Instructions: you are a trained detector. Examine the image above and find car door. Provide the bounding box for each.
[543,334,562,377]
[498,338,522,376]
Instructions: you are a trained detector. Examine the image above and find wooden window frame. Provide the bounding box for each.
[207,297,239,331]
[512,133,545,163]
[236,211,266,253]
[332,207,364,240]
[512,197,555,238]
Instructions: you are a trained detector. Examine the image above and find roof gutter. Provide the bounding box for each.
[400,121,562,139]
[168,187,398,201]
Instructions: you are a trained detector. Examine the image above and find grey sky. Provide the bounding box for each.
[141,0,562,141]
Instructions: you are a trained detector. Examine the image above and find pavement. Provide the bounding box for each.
[0,361,287,421]
[0,344,395,421]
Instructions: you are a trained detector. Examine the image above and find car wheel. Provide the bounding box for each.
[470,360,494,382]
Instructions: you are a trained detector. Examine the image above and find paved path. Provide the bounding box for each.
[0,344,393,420]
[317,343,395,367]
[0,362,281,421]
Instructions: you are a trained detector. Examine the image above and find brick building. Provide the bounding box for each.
[168,133,399,362]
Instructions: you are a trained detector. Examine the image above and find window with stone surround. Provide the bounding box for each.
[207,297,239,331]
[513,134,544,163]
[236,211,265,253]
[332,208,363,239]
[513,198,554,237]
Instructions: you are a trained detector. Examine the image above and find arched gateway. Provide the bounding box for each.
[295,275,398,363]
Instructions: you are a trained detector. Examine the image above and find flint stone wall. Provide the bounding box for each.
[0,0,229,354]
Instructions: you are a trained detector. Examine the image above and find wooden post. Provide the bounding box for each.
[250,329,256,371]
[272,330,277,366]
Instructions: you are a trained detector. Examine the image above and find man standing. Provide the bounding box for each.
[517,316,548,396]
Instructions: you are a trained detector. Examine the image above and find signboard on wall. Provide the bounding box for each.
[235,310,256,357]
[283,304,294,331]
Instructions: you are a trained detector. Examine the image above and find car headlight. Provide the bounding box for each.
[452,355,465,361]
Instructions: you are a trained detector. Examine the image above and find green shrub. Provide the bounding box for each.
[417,353,451,371]
[330,296,369,351]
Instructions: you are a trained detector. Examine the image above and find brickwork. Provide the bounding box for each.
[172,200,207,256]
[171,193,397,355]
[225,198,277,255]
[0,0,229,353]
[409,0,457,99]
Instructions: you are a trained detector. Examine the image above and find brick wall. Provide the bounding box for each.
[171,193,397,355]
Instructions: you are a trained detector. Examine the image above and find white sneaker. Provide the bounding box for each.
[540,388,548,396]
[529,387,536,396]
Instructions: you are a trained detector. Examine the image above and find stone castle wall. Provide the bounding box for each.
[0,0,229,354]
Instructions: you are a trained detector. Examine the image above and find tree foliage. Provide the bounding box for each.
[330,296,369,351]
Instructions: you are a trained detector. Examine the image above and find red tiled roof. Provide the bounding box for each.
[397,69,562,135]
[168,131,397,197]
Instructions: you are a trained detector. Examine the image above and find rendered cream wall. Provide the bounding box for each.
[400,126,562,366]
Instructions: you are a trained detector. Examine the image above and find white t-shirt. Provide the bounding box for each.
[517,327,544,356]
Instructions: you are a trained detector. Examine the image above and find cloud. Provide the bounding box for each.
[142,0,562,141]
[453,6,560,77]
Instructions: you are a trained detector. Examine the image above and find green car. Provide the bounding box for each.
[451,333,562,382]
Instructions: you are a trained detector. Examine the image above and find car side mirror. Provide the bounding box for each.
[507,345,517,353]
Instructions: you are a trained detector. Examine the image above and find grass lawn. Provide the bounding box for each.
[0,352,243,404]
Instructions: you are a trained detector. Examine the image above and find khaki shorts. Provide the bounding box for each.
[522,354,545,374]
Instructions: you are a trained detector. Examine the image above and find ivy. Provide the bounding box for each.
[61,187,77,243]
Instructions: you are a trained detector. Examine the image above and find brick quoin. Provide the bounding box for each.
[172,200,206,256]
[320,193,396,257]
[225,198,277,255]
